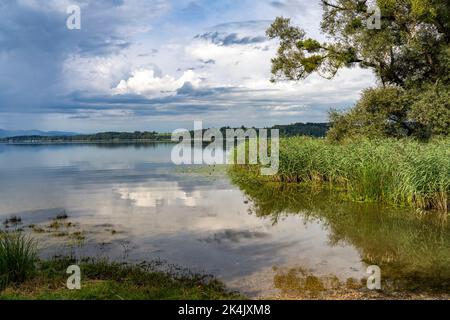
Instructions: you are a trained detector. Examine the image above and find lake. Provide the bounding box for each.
[0,143,448,297]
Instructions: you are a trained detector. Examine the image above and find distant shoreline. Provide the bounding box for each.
[0,139,175,145]
[0,123,330,144]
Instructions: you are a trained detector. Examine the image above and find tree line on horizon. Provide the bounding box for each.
[0,123,330,142]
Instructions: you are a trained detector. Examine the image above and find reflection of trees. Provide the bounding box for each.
[93,142,169,149]
[229,169,450,292]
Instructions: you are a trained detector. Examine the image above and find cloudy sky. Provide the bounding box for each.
[0,0,375,133]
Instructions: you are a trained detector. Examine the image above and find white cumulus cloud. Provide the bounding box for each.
[113,69,202,97]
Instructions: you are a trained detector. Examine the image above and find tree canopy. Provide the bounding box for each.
[267,0,450,139]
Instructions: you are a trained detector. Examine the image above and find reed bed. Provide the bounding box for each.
[233,137,450,212]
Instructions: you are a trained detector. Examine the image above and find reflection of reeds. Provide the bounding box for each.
[229,172,450,292]
[274,267,333,298]
[232,137,450,212]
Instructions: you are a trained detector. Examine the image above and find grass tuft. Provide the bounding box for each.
[0,232,37,288]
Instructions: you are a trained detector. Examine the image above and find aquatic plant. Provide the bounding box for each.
[231,137,450,212]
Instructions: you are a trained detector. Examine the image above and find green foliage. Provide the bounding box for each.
[231,137,450,212]
[409,83,450,137]
[328,85,450,140]
[0,232,37,288]
[268,1,450,87]
[272,122,329,137]
[328,87,411,140]
[267,1,450,139]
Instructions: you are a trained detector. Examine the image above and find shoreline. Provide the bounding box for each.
[0,256,243,300]
[0,140,175,145]
[1,254,448,300]
[2,200,449,300]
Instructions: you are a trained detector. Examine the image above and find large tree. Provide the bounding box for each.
[267,0,450,139]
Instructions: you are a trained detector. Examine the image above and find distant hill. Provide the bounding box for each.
[0,123,329,143]
[0,129,78,138]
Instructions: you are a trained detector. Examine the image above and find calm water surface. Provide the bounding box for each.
[0,143,448,297]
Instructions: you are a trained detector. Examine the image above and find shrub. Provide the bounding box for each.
[327,85,450,141]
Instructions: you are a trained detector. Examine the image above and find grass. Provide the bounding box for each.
[231,137,450,212]
[0,232,37,289]
[0,257,242,300]
[0,234,241,300]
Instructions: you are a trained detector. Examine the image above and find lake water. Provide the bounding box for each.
[0,143,448,297]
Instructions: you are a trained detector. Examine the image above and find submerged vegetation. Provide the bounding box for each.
[232,137,450,212]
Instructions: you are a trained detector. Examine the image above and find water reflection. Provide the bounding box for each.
[229,171,450,293]
[115,183,199,208]
[0,143,448,297]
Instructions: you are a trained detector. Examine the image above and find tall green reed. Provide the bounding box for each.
[232,137,450,212]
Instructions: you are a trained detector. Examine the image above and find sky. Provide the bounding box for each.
[0,0,376,133]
